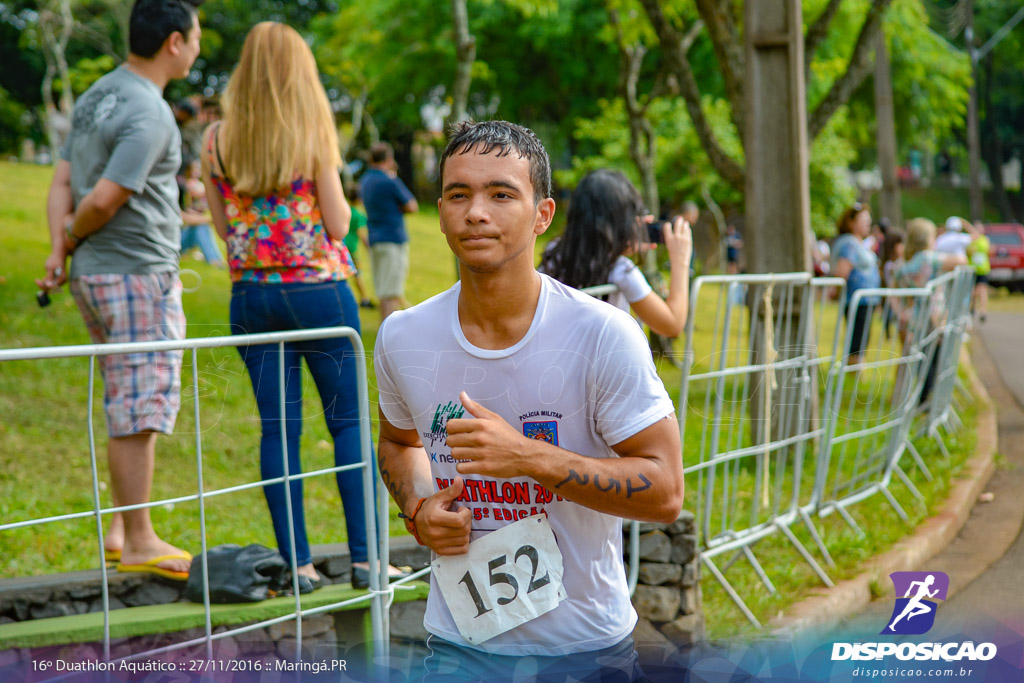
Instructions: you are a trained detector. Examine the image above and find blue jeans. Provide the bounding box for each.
[181,223,225,265]
[230,279,371,565]
[423,635,643,682]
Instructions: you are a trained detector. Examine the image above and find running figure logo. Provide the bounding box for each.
[882,571,949,635]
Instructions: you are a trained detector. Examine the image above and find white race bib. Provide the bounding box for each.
[433,514,567,644]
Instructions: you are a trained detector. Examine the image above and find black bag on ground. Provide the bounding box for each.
[185,544,290,603]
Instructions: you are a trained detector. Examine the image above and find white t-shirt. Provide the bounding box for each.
[606,255,652,313]
[374,273,675,656]
[934,232,971,256]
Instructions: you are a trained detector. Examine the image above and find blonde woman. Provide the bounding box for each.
[202,22,402,591]
[894,218,966,402]
[895,218,966,290]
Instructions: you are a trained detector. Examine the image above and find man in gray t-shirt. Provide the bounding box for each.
[62,66,183,277]
[37,0,203,581]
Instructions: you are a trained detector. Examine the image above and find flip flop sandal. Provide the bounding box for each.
[117,551,193,581]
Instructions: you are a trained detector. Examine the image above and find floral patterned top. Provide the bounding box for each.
[206,124,355,284]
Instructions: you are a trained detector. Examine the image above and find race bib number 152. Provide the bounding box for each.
[433,514,566,644]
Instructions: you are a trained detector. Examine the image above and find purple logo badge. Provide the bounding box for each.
[882,571,949,635]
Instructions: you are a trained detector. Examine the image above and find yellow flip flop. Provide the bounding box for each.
[116,551,193,581]
[104,549,122,563]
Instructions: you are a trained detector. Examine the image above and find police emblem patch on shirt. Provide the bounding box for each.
[523,421,558,446]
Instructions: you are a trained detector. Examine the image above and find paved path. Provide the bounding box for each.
[940,313,1024,621]
[845,311,1024,629]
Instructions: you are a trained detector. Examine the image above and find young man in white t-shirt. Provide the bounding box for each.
[374,120,684,680]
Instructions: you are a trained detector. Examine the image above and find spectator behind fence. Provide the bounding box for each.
[361,141,418,321]
[880,228,905,339]
[935,216,972,258]
[965,220,990,323]
[831,203,881,366]
[343,183,375,309]
[36,0,203,580]
[894,218,966,401]
[375,120,683,680]
[725,223,743,274]
[180,159,225,266]
[200,22,406,592]
[538,169,692,337]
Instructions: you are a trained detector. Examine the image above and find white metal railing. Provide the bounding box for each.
[676,273,972,627]
[0,327,390,671]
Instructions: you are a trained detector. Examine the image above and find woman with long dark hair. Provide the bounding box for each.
[539,169,692,337]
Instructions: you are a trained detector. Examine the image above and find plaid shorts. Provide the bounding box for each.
[70,272,185,437]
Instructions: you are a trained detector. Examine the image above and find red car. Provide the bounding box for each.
[985,223,1024,292]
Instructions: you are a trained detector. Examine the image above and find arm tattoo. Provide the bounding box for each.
[593,475,622,494]
[378,455,405,504]
[556,470,650,498]
[555,469,589,488]
[626,473,652,498]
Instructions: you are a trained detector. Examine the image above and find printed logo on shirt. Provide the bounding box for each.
[71,87,127,134]
[423,400,465,446]
[523,421,559,446]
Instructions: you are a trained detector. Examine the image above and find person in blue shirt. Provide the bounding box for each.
[360,142,418,320]
[831,202,881,365]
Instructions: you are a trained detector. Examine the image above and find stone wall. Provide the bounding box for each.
[627,510,705,647]
[1,516,705,653]
[0,540,431,626]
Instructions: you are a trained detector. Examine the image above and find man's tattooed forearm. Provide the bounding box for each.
[626,473,652,498]
[379,466,404,503]
[555,469,652,497]
[555,469,588,488]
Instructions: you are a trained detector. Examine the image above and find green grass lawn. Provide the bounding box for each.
[874,185,1003,226]
[0,161,1003,639]
[0,161,456,578]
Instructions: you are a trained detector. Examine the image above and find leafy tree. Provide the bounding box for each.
[839,0,969,167]
[973,0,1024,220]
[190,0,338,99]
[0,84,29,154]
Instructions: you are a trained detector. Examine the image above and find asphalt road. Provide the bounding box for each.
[939,312,1024,622]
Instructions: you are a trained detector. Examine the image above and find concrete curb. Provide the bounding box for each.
[769,341,998,635]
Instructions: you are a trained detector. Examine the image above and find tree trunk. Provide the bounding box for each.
[745,0,813,449]
[874,29,902,228]
[447,0,476,128]
[363,109,380,146]
[701,185,727,273]
[39,0,75,163]
[980,55,1014,221]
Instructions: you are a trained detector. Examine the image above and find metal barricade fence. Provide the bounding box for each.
[0,328,391,668]
[677,273,844,627]
[920,267,976,453]
[811,286,935,531]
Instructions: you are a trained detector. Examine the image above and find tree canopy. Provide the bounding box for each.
[0,0,998,232]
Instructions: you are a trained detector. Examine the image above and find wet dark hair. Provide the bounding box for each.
[439,120,551,203]
[539,169,645,289]
[129,0,202,59]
